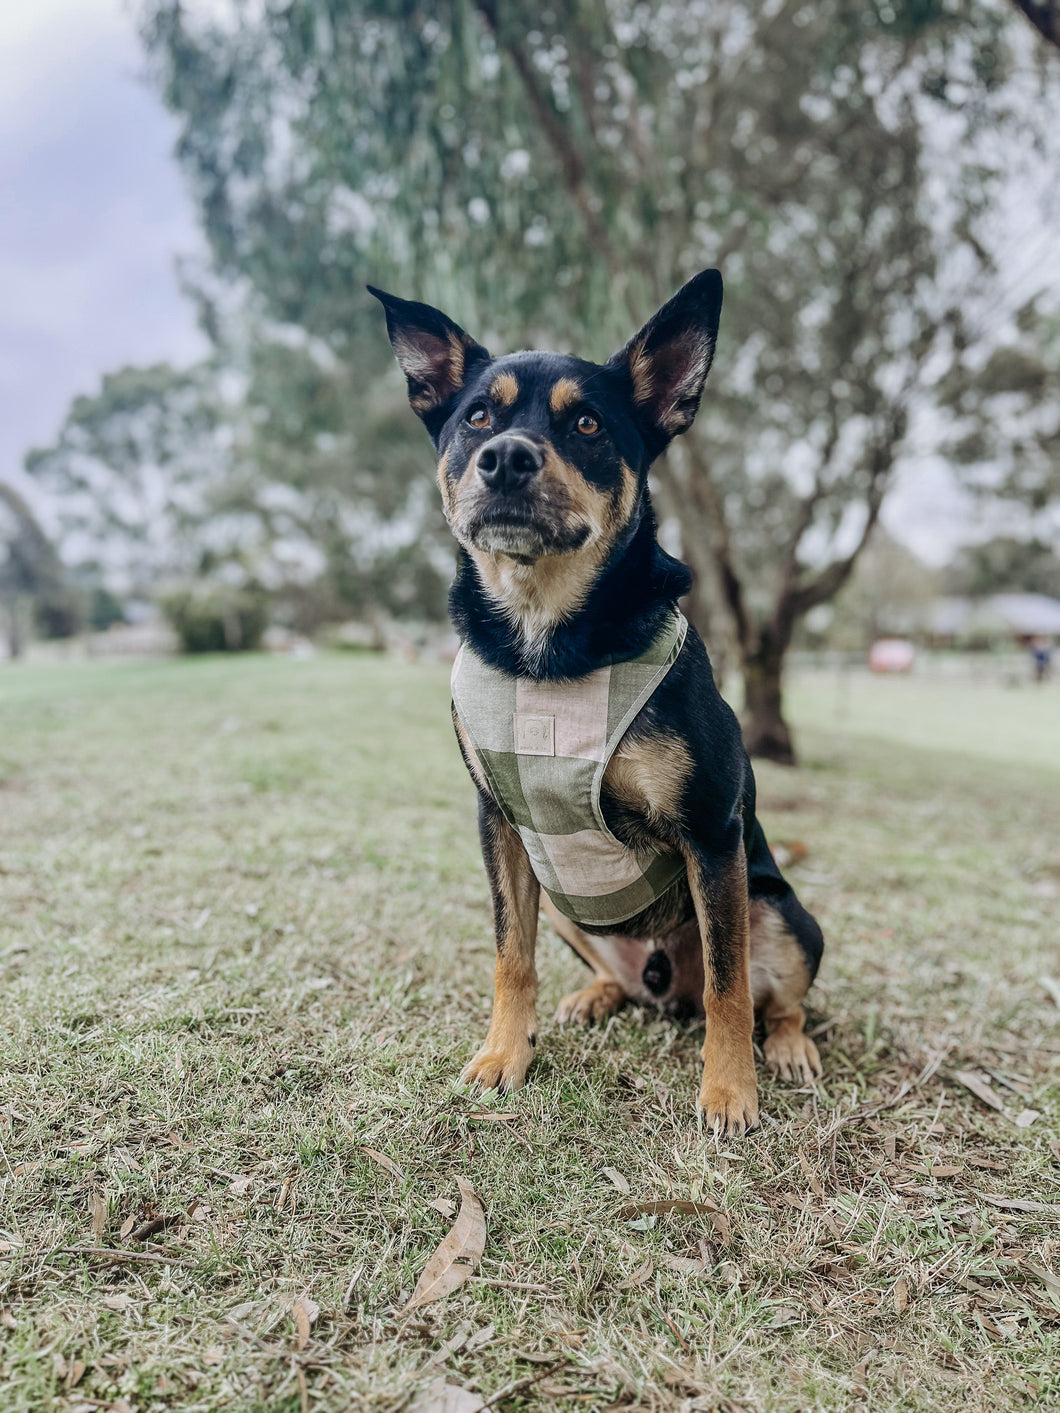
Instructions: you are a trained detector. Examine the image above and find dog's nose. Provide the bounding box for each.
[476,434,545,493]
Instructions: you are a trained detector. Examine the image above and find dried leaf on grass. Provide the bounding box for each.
[291,1294,319,1350]
[53,1353,85,1387]
[601,1167,631,1195]
[1023,1261,1060,1299]
[769,1305,800,1327]
[464,1323,496,1353]
[966,1155,1006,1171]
[90,1190,107,1240]
[1013,1109,1041,1128]
[797,1148,826,1200]
[620,1199,730,1246]
[657,1252,705,1278]
[618,1256,653,1289]
[428,1198,456,1219]
[893,1277,909,1314]
[360,1147,403,1178]
[409,1381,487,1413]
[983,1194,1060,1214]
[404,1179,486,1312]
[952,1071,1007,1113]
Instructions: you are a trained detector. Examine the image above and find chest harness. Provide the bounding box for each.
[451,610,689,928]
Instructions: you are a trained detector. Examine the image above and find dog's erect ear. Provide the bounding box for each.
[607,270,722,455]
[368,286,490,432]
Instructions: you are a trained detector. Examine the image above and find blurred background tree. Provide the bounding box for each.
[22,0,1058,759]
[941,303,1060,537]
[0,482,76,659]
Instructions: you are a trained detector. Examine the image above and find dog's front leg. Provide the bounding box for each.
[683,844,758,1136]
[461,796,540,1094]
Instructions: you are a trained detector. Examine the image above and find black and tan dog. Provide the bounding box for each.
[370,271,823,1135]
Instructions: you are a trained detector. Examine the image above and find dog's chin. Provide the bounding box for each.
[465,517,591,563]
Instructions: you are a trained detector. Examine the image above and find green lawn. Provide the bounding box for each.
[786,665,1060,774]
[0,652,1057,1412]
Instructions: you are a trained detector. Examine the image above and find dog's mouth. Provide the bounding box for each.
[460,498,594,562]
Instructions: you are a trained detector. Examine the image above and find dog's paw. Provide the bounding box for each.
[698,1079,759,1137]
[764,1027,822,1084]
[555,979,626,1026]
[460,1040,534,1095]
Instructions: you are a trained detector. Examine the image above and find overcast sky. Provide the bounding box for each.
[0,0,1039,568]
[0,0,207,503]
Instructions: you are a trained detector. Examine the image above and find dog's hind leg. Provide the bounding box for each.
[542,897,630,1025]
[750,900,822,1083]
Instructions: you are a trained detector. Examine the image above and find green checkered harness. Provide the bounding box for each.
[451,610,689,928]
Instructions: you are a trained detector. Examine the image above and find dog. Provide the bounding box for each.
[370,271,823,1135]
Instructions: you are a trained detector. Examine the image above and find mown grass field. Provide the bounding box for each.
[0,652,1058,1413]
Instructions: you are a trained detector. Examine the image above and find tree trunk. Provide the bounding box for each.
[741,636,794,766]
[5,596,23,659]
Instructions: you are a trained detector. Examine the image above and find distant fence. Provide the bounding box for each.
[787,648,1050,688]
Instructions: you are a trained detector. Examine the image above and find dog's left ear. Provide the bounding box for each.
[368,286,491,436]
[607,270,722,456]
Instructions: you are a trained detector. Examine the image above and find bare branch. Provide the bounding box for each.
[670,439,753,654]
[471,2,610,254]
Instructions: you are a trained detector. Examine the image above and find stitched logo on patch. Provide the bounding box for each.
[514,714,555,756]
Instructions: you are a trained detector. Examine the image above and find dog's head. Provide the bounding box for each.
[370,273,721,573]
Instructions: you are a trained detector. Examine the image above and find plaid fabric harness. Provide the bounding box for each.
[451,610,689,927]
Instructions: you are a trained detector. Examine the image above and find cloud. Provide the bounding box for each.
[0,0,207,500]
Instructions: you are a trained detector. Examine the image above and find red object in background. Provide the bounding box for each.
[868,638,916,673]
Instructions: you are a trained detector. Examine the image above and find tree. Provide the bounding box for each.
[0,482,72,659]
[819,530,939,650]
[139,0,1053,760]
[940,301,1060,546]
[25,363,240,598]
[944,535,1060,599]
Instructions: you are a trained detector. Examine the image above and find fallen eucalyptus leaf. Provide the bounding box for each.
[951,1071,1006,1114]
[404,1179,486,1312]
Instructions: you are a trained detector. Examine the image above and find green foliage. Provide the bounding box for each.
[807,530,940,649]
[941,302,1060,523]
[86,585,126,632]
[135,0,1050,758]
[0,481,77,657]
[160,583,268,653]
[24,363,234,597]
[944,535,1060,598]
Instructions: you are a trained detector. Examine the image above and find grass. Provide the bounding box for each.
[0,651,1057,1413]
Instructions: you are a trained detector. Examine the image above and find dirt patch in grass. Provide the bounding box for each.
[0,654,1057,1411]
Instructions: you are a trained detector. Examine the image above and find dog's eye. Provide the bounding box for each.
[467,405,491,430]
[575,412,600,436]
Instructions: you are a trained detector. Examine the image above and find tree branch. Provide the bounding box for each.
[471,1,610,255]
[670,439,753,653]
[782,404,905,624]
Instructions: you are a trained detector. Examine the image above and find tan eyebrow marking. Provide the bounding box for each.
[549,377,582,414]
[489,371,519,406]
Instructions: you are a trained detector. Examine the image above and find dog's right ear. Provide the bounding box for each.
[368,286,491,435]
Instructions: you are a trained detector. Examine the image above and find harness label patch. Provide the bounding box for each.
[514,713,555,756]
